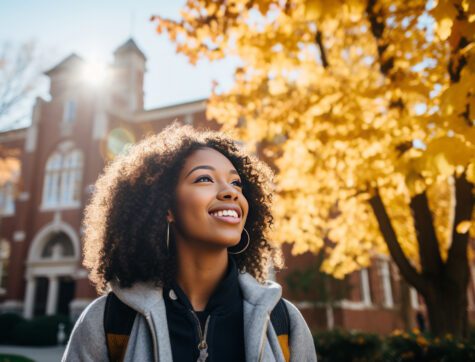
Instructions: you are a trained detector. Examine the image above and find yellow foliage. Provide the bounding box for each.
[154,0,475,277]
[457,221,472,234]
[0,157,20,186]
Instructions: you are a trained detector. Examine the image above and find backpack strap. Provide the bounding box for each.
[104,292,137,362]
[270,298,291,362]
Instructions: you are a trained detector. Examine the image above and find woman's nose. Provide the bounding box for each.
[217,185,239,200]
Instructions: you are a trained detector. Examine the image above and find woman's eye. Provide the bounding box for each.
[232,179,243,188]
[195,175,213,183]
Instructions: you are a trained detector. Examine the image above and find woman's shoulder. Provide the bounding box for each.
[75,294,108,326]
[281,298,305,323]
[62,295,109,361]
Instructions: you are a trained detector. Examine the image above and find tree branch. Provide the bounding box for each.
[409,191,443,277]
[315,30,329,68]
[365,0,394,77]
[369,189,426,293]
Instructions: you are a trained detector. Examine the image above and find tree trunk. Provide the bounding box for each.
[424,275,468,338]
[369,174,474,338]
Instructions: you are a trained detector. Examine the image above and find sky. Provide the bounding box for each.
[0,0,238,130]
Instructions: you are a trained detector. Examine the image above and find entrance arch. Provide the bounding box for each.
[24,222,80,318]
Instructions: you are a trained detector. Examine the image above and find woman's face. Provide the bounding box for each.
[169,147,249,251]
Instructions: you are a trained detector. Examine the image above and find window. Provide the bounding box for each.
[410,287,420,309]
[42,232,75,258]
[360,268,372,306]
[0,181,15,215]
[43,153,62,206]
[63,100,76,123]
[0,239,10,293]
[378,259,394,308]
[42,149,83,208]
[61,150,83,204]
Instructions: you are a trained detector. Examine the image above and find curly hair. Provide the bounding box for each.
[82,124,282,293]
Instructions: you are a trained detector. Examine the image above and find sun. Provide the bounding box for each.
[80,60,109,88]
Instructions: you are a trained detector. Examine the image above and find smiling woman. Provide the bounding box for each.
[61,124,316,362]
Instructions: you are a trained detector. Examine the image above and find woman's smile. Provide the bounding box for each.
[208,204,242,224]
[209,209,242,224]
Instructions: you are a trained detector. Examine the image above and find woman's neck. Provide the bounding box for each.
[175,243,229,312]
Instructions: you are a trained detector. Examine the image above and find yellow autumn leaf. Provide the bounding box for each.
[304,0,322,21]
[467,162,475,183]
[456,221,472,234]
[432,0,457,40]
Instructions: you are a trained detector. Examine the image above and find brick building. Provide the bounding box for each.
[0,38,474,334]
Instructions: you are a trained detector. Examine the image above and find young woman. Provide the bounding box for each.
[62,125,316,361]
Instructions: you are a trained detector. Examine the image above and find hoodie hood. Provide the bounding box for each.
[109,272,282,316]
[109,280,163,316]
[238,273,282,311]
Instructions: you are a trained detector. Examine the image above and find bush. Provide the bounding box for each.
[0,354,34,362]
[11,314,72,346]
[313,329,475,362]
[380,329,475,362]
[0,313,25,344]
[314,329,382,362]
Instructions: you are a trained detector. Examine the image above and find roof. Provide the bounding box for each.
[0,127,27,143]
[44,54,85,76]
[113,38,146,61]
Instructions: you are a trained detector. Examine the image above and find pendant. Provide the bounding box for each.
[197,347,208,362]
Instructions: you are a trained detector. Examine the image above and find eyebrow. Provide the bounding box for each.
[185,165,239,178]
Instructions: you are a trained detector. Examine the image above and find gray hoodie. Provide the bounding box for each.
[62,272,317,361]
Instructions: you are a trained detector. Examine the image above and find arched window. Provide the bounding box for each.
[42,147,83,208]
[0,239,10,293]
[43,153,62,206]
[61,150,83,204]
[41,232,75,258]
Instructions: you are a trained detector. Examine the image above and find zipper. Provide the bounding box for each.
[144,313,159,362]
[189,310,211,362]
[258,314,270,362]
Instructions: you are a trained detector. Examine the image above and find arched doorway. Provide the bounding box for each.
[24,224,80,318]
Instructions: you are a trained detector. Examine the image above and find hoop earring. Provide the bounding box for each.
[166,222,170,252]
[228,228,250,255]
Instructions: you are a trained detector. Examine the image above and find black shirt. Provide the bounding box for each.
[163,256,246,361]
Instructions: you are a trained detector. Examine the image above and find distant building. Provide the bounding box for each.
[0,38,474,334]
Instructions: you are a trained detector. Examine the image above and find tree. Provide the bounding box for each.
[0,41,40,131]
[153,0,475,337]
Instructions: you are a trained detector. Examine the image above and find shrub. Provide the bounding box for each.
[313,328,475,362]
[0,354,34,362]
[0,313,25,344]
[380,329,475,362]
[314,329,382,362]
[11,314,72,346]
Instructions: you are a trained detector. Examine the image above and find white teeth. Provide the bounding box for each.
[211,209,239,218]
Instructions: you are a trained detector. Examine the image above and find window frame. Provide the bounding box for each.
[41,148,84,210]
[62,99,77,123]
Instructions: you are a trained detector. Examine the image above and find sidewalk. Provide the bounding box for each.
[0,345,65,362]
